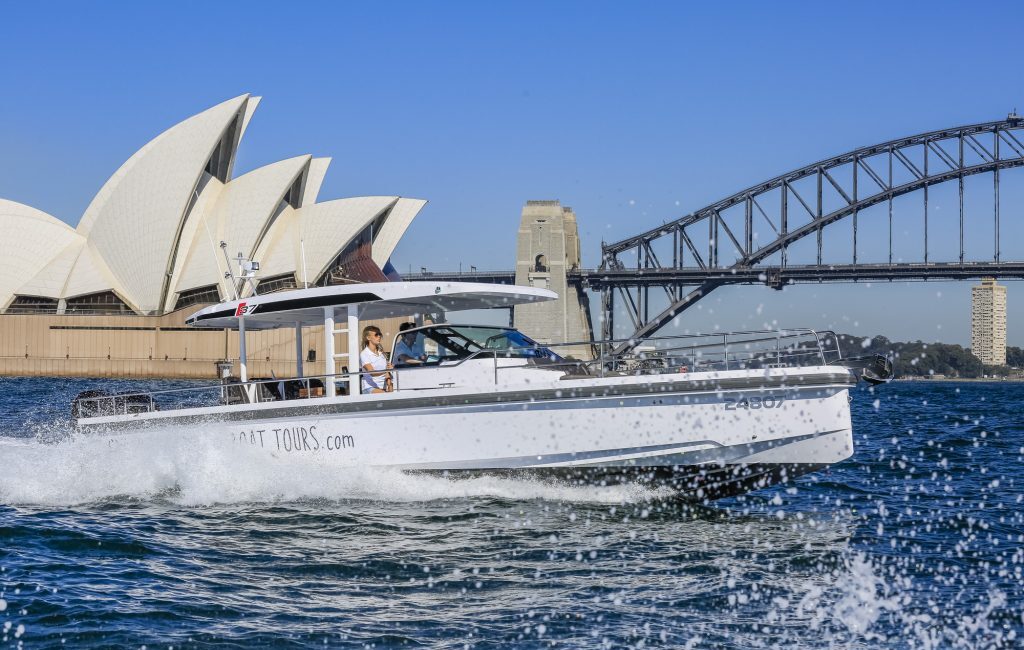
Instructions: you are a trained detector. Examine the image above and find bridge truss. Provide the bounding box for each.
[595,115,1024,343]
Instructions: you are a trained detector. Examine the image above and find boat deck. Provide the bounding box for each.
[73,329,845,419]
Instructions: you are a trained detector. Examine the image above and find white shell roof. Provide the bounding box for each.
[242,196,401,300]
[162,175,227,311]
[372,198,427,266]
[302,158,331,206]
[296,196,399,281]
[0,200,82,308]
[0,95,427,315]
[60,241,131,301]
[186,282,558,329]
[77,95,252,313]
[16,240,84,299]
[215,154,311,260]
[252,205,300,282]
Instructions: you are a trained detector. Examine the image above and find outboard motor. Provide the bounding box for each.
[841,354,894,385]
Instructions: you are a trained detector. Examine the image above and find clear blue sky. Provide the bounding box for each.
[1,1,1022,345]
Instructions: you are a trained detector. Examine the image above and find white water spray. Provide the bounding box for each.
[0,430,670,507]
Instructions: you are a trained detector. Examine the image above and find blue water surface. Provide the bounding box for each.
[0,377,1021,648]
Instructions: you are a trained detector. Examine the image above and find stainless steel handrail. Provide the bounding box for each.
[76,367,383,416]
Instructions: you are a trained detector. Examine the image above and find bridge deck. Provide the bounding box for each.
[404,262,1024,289]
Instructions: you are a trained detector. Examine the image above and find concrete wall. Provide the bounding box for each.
[0,305,406,379]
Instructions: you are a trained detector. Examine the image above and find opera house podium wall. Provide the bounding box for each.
[0,308,405,379]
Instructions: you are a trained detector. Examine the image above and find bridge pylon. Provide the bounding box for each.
[514,201,594,359]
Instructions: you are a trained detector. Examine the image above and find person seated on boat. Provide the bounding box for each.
[393,322,427,366]
[360,325,393,394]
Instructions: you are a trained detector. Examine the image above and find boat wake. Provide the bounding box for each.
[0,428,673,507]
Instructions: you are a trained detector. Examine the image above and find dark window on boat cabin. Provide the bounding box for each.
[410,325,563,362]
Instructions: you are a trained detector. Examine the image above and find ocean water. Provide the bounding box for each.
[0,377,1021,648]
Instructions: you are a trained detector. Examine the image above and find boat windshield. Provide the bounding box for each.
[397,325,563,364]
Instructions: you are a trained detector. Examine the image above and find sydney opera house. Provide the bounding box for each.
[0,95,424,378]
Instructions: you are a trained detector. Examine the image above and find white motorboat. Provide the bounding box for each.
[72,282,890,500]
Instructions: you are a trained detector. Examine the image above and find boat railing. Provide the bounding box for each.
[75,360,494,417]
[73,369,369,418]
[74,329,843,419]
[484,328,843,378]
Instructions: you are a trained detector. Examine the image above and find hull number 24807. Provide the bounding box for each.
[724,396,785,410]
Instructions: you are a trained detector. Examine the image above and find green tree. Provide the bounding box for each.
[834,334,990,378]
[1007,346,1024,368]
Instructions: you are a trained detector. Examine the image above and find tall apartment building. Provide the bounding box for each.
[970,277,1007,365]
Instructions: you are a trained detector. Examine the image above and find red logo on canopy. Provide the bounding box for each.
[235,302,247,317]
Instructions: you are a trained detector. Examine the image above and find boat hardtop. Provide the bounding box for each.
[186,281,558,329]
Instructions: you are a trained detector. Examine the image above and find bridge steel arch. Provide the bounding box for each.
[597,116,1024,346]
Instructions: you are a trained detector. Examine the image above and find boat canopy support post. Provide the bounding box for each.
[324,306,360,396]
[347,305,359,396]
[239,314,256,402]
[238,315,248,382]
[294,323,303,378]
[324,307,336,382]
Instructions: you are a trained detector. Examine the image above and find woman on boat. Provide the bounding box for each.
[359,325,393,394]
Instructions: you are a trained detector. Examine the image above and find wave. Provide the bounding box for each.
[0,429,672,507]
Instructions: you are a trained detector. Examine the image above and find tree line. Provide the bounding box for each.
[835,334,1024,378]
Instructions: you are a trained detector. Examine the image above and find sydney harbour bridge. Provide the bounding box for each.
[408,115,1024,344]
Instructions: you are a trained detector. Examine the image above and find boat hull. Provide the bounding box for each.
[76,368,855,499]
[416,462,829,501]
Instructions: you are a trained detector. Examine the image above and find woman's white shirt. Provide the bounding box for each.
[359,346,388,393]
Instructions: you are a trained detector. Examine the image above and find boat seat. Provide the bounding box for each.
[222,381,248,405]
[335,367,349,396]
[280,378,327,399]
[254,380,282,401]
[557,360,613,379]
